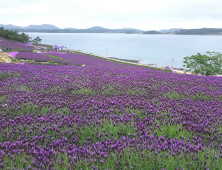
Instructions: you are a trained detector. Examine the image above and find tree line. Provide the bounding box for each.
[0,27,31,42]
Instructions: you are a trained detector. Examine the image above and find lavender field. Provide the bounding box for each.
[0,62,222,170]
[0,38,33,52]
[15,52,160,71]
[16,52,76,66]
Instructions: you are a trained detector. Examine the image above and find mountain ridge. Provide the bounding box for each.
[0,24,143,33]
[0,24,59,30]
[1,24,222,35]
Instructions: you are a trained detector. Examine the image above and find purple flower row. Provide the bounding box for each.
[16,52,79,65]
[0,62,222,169]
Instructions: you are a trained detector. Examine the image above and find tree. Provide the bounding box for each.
[20,33,31,43]
[0,27,31,42]
[183,51,222,76]
[31,36,42,45]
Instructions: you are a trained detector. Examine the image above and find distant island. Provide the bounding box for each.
[143,30,162,34]
[143,28,222,35]
[1,24,222,35]
[175,28,222,35]
[159,28,182,33]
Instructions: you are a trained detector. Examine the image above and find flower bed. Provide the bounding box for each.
[16,52,78,65]
[0,63,222,169]
[0,38,34,51]
[46,52,156,71]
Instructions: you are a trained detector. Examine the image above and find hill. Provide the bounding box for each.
[175,28,222,35]
[159,28,182,33]
[0,24,143,33]
[24,24,59,30]
[0,24,23,30]
[0,24,59,30]
[143,30,162,34]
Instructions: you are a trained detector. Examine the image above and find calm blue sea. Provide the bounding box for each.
[24,33,222,68]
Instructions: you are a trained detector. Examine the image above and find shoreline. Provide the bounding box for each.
[74,50,191,74]
[108,57,140,64]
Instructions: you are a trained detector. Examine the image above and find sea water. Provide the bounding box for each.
[24,33,222,68]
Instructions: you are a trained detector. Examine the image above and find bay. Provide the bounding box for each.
[24,33,222,68]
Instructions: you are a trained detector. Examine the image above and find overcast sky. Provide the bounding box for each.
[1,0,222,30]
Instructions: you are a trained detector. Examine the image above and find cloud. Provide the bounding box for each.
[1,0,222,30]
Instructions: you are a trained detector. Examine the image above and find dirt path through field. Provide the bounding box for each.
[0,52,12,63]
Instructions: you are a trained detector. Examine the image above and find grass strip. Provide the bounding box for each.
[44,54,67,60]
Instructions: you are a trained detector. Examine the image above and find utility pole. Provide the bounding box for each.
[172,59,174,68]
[106,51,108,57]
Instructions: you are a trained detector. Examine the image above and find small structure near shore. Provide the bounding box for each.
[27,42,32,46]
[60,46,65,50]
[53,45,60,51]
[163,66,175,73]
